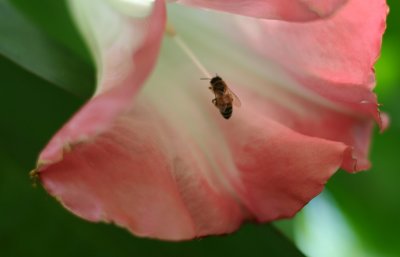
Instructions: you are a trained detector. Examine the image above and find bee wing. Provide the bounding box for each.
[227,87,242,107]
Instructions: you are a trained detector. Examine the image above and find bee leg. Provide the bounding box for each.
[212,98,217,105]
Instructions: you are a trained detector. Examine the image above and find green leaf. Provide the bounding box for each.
[0,0,95,99]
[0,0,94,168]
[8,0,92,63]
[0,55,84,168]
[327,127,400,257]
[0,2,305,257]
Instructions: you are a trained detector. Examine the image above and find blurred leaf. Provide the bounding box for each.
[375,40,398,95]
[9,0,92,63]
[0,55,84,168]
[292,192,382,257]
[0,0,94,99]
[0,0,94,168]
[327,126,400,257]
[0,1,306,257]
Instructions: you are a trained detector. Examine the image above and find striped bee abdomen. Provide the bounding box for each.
[221,104,233,119]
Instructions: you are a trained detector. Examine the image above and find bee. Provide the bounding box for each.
[207,75,241,119]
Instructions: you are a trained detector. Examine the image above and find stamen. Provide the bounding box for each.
[165,23,212,78]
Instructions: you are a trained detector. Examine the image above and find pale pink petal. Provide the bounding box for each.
[41,102,245,240]
[35,0,387,241]
[40,27,375,239]
[230,84,373,173]
[38,0,166,166]
[173,0,348,21]
[236,0,388,132]
[166,4,386,172]
[221,109,348,220]
[40,93,348,240]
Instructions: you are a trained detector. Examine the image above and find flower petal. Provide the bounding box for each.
[164,4,385,172]
[36,0,386,241]
[235,0,388,131]
[106,0,155,18]
[173,0,348,21]
[38,0,166,165]
[40,103,245,240]
[223,110,348,221]
[40,97,349,239]
[39,24,352,239]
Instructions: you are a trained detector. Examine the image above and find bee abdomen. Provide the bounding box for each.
[221,105,233,119]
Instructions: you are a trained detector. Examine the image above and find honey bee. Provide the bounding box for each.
[207,75,241,119]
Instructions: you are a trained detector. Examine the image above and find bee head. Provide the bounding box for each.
[210,75,222,84]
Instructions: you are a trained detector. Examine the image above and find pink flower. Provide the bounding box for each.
[33,0,388,240]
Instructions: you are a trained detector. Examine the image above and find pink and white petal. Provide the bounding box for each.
[235,0,388,129]
[36,0,385,241]
[40,101,246,240]
[148,52,352,221]
[38,0,166,165]
[172,0,348,21]
[230,85,373,172]
[222,111,348,221]
[167,4,381,171]
[40,41,350,240]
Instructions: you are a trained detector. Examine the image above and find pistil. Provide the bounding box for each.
[165,23,212,78]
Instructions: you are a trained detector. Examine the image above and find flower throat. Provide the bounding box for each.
[165,23,211,78]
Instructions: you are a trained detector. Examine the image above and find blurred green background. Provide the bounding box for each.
[0,0,398,256]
